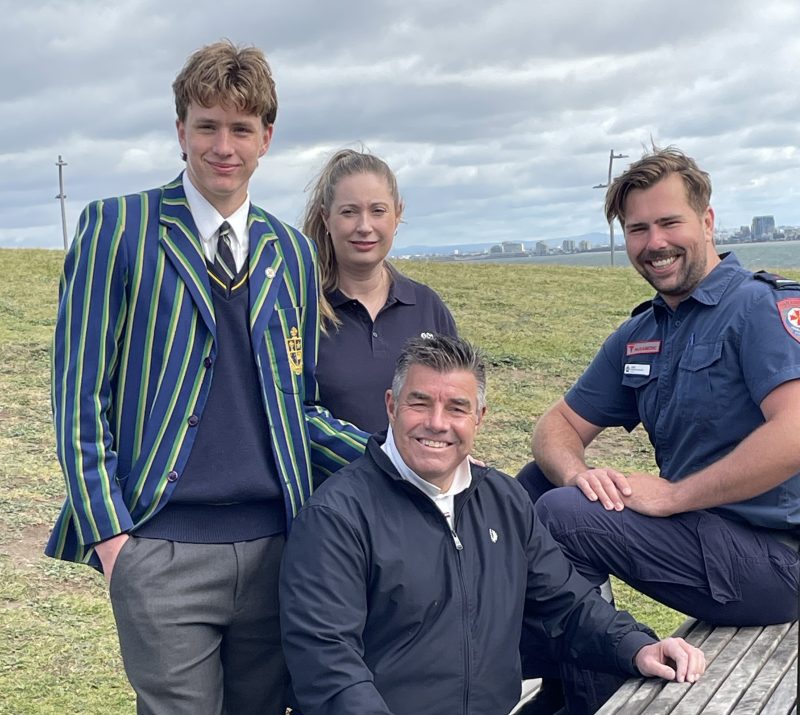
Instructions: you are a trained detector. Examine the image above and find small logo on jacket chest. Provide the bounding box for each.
[489,528,498,543]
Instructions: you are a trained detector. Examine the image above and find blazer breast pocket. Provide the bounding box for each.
[265,306,305,395]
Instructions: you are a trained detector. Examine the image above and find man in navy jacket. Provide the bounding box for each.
[279,335,704,715]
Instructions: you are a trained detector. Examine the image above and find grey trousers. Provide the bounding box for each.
[109,535,288,715]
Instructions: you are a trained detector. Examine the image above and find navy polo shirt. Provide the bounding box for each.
[316,267,457,434]
[566,253,800,529]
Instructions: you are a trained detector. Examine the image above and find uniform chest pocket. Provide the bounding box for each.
[677,340,724,417]
[620,368,658,390]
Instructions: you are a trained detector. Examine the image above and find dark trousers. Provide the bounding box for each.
[517,461,799,713]
[109,535,288,715]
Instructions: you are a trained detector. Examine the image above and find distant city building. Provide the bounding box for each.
[752,215,775,241]
[578,240,592,252]
[501,241,525,253]
[535,241,548,256]
[562,239,576,253]
[489,244,503,254]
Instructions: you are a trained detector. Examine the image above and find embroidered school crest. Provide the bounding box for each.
[286,327,303,375]
[777,298,800,343]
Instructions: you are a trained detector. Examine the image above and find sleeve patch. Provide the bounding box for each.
[777,298,800,343]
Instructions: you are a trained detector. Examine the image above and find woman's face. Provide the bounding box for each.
[323,172,401,273]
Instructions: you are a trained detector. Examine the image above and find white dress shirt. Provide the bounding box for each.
[182,171,251,272]
[381,426,472,530]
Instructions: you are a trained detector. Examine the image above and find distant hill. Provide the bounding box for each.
[391,231,611,257]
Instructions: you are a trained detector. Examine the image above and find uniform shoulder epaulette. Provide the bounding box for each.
[753,270,800,290]
[630,299,653,317]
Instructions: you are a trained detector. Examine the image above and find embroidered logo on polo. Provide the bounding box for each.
[777,298,800,343]
[626,340,661,356]
[286,327,303,375]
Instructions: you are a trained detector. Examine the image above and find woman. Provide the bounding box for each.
[303,149,457,433]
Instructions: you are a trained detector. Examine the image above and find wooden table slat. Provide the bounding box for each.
[698,623,792,714]
[597,620,737,715]
[759,666,798,715]
[663,626,763,714]
[735,623,797,713]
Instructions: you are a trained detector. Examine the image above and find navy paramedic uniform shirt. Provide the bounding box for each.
[565,253,800,530]
[316,266,457,434]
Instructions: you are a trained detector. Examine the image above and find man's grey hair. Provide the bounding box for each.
[391,334,486,412]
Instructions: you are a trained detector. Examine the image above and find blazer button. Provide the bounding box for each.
[167,470,179,482]
[203,356,213,368]
[187,415,199,427]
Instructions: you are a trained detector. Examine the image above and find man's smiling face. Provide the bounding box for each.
[386,364,485,490]
[623,172,719,309]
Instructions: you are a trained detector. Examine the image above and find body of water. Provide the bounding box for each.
[470,240,800,271]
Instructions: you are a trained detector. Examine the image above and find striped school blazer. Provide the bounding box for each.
[46,175,367,567]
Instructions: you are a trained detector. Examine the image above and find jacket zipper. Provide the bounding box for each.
[450,512,470,714]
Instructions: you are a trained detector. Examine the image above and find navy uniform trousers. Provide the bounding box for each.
[517,462,799,714]
[517,462,799,627]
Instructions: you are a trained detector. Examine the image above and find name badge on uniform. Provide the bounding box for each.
[626,340,661,356]
[624,363,651,376]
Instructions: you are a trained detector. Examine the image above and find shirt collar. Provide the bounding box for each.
[652,252,743,311]
[182,170,250,251]
[380,425,472,498]
[326,263,418,307]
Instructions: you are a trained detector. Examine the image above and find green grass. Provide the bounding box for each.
[2,248,796,712]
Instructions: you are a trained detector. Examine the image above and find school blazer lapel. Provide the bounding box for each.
[247,206,284,342]
[158,176,216,339]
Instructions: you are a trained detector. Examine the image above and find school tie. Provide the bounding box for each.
[214,221,237,290]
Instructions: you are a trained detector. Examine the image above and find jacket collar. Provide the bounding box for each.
[366,432,487,494]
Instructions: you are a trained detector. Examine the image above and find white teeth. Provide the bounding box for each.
[651,256,677,268]
[420,439,448,448]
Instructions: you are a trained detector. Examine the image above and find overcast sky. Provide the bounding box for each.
[3,0,799,251]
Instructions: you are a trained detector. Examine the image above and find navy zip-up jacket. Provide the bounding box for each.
[280,436,655,715]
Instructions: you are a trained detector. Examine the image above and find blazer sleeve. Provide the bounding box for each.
[52,198,134,546]
[280,503,392,715]
[300,241,368,477]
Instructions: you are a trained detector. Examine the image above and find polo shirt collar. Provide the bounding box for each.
[652,252,742,312]
[327,263,418,307]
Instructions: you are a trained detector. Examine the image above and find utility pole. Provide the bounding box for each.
[593,149,628,266]
[56,155,69,250]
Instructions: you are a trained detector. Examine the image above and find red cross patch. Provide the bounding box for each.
[777,298,800,343]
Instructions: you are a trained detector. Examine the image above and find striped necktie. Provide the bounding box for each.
[214,221,237,290]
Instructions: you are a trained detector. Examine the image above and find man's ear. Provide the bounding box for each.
[385,389,396,426]
[475,405,487,428]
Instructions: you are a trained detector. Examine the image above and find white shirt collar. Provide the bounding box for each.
[182,170,251,270]
[380,425,472,500]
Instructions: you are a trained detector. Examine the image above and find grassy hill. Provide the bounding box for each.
[2,248,795,712]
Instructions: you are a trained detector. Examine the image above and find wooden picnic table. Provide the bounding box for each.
[597,618,798,714]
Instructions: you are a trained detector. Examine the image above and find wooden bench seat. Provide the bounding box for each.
[598,618,798,714]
